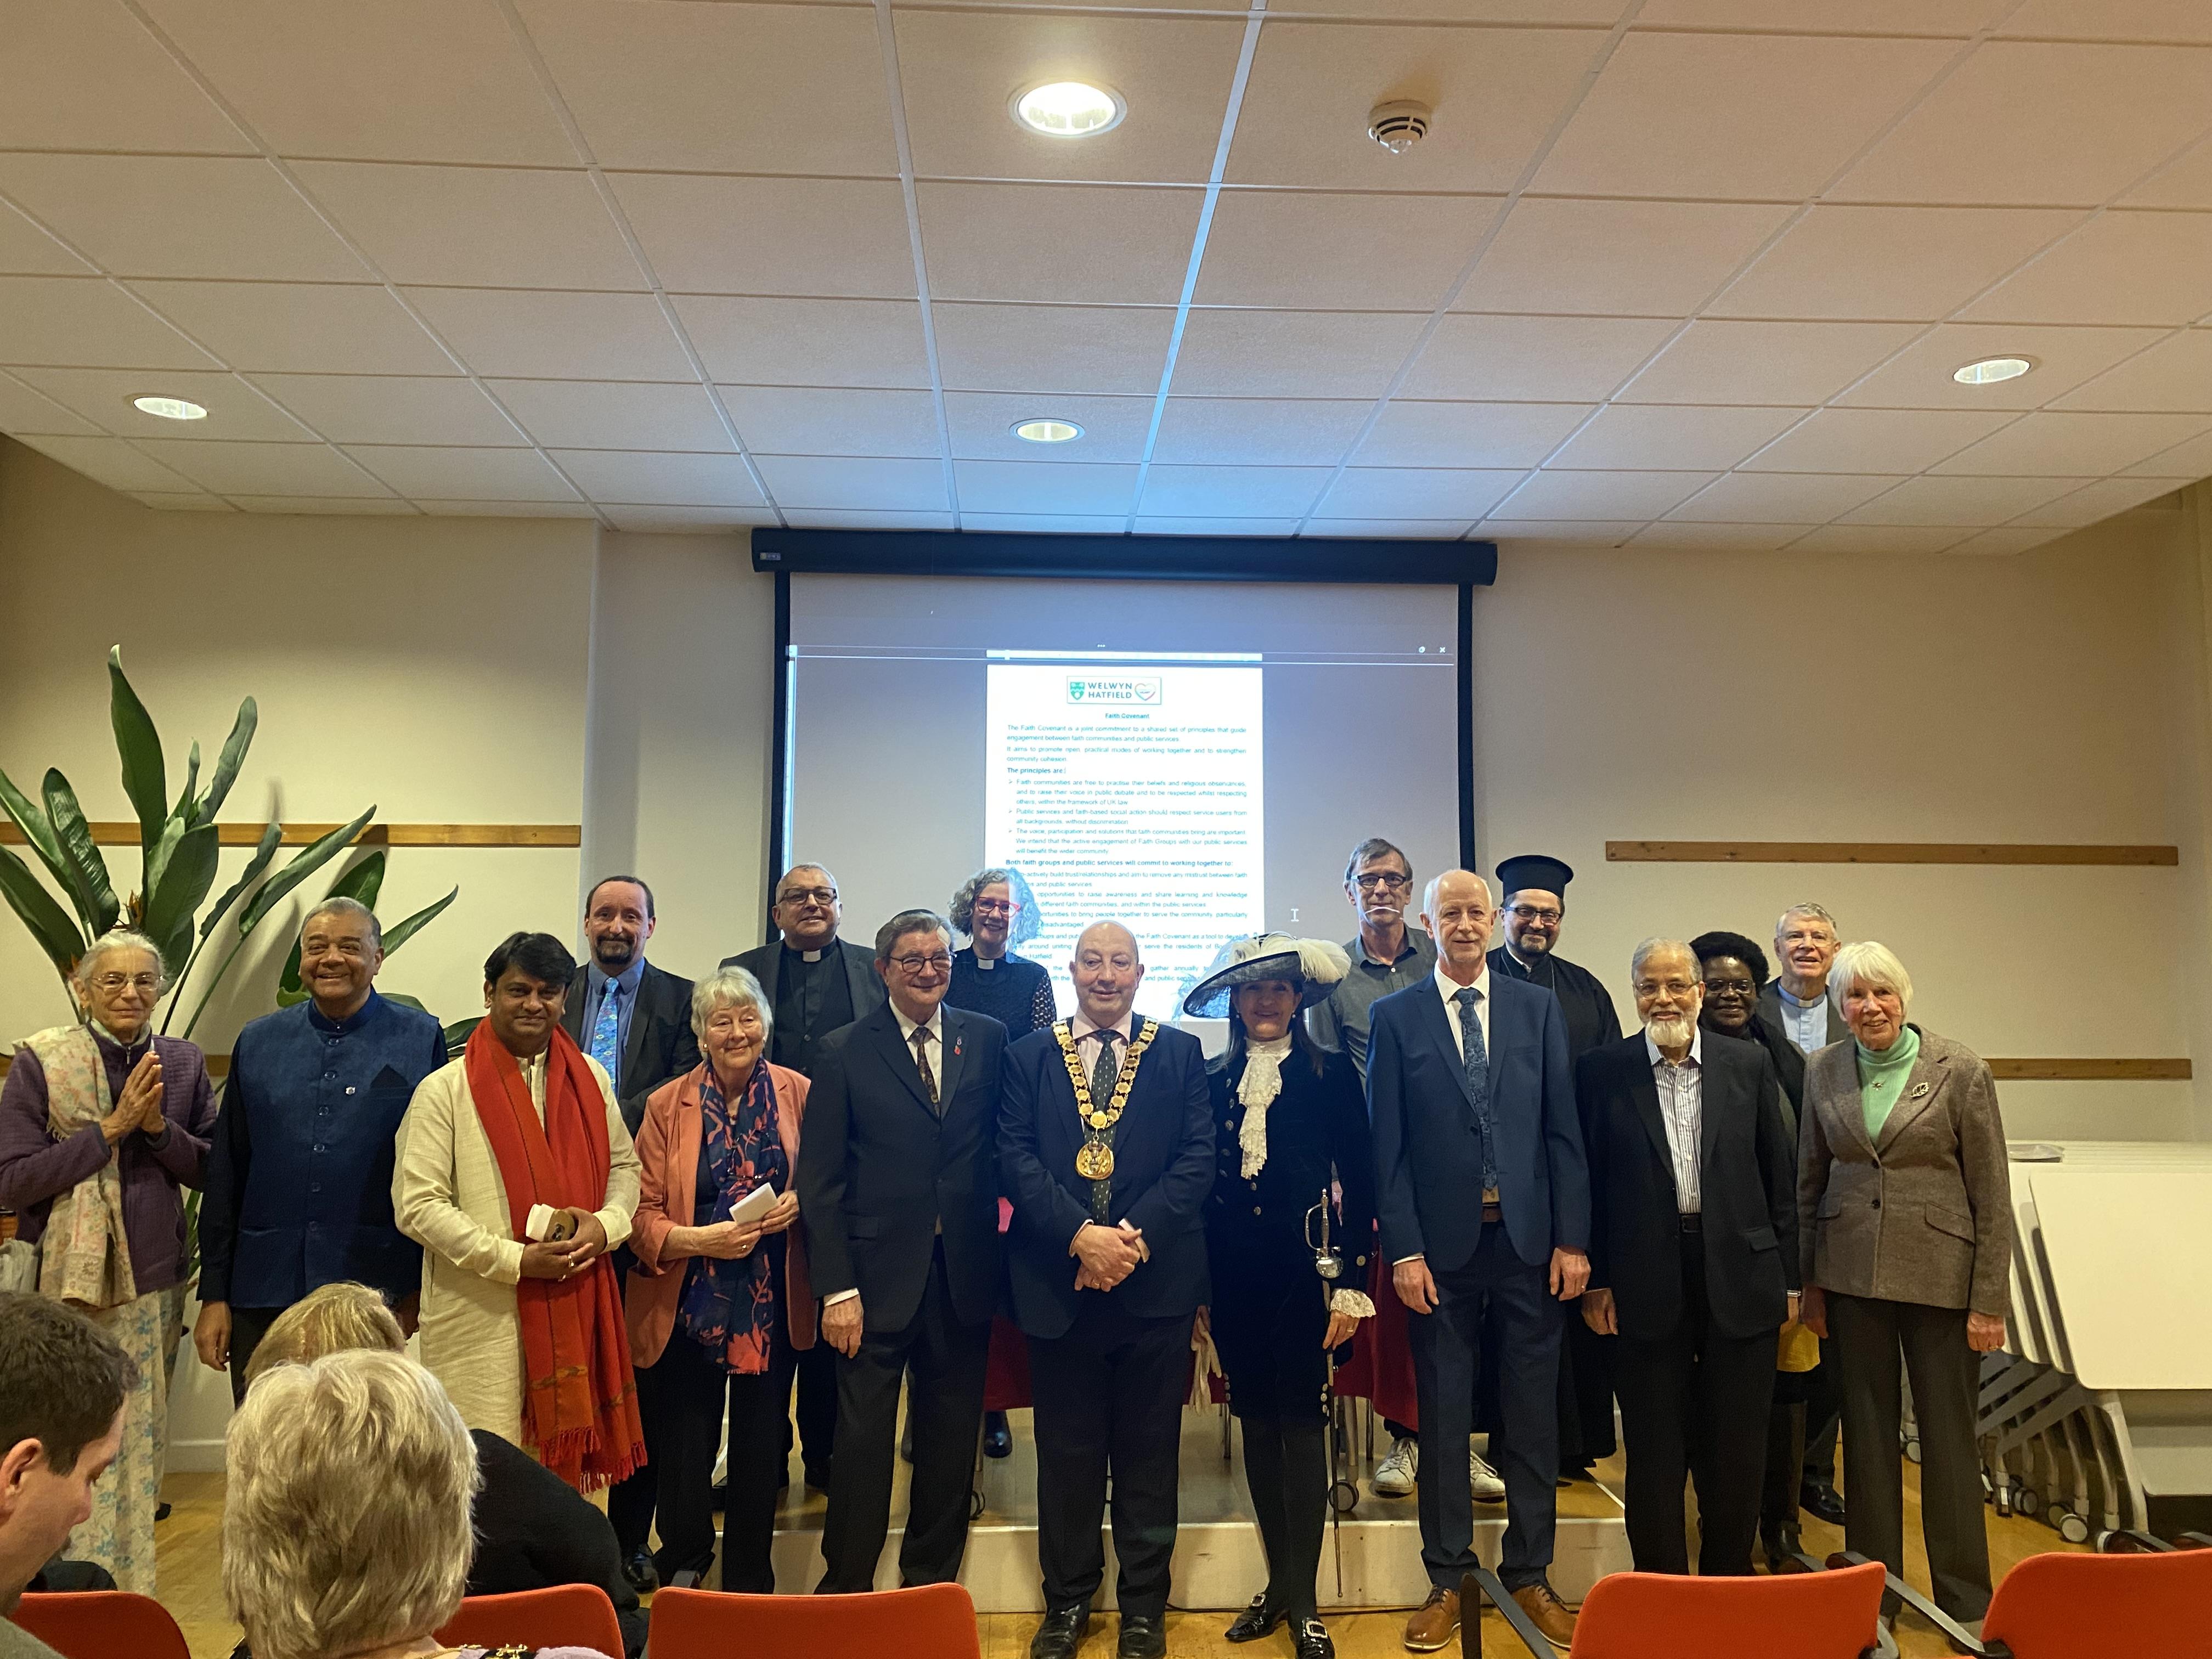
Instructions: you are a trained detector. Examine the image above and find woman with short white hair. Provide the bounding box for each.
[1797,941,2010,1632]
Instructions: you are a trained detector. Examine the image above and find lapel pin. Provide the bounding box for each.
[1909,1082,1931,1099]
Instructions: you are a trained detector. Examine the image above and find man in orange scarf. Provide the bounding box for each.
[394,932,645,1491]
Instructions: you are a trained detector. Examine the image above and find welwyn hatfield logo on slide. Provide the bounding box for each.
[1066,677,1161,704]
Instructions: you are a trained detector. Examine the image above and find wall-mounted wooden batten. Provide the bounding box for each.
[0,822,580,849]
[1607,841,2179,866]
[1985,1058,2192,1081]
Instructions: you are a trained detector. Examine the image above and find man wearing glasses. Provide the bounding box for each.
[799,910,1009,1593]
[1308,838,1436,1080]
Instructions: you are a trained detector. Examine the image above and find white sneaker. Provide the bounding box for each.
[1470,1447,1506,1504]
[1372,1436,1418,1497]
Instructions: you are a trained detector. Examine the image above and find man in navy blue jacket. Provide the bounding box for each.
[1369,870,1590,1651]
[192,896,448,1399]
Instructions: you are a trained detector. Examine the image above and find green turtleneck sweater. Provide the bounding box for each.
[1855,1024,1921,1142]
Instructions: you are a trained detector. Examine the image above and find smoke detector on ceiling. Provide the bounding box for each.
[1367,100,1431,155]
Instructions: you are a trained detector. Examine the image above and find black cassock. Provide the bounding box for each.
[1485,945,1625,1470]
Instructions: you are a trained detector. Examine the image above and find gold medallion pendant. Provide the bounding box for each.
[1075,1141,1116,1180]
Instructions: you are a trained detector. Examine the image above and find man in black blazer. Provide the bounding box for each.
[800,909,1009,1594]
[1578,939,1799,1578]
[999,922,1212,1659]
[1368,870,1588,1652]
[562,876,700,1135]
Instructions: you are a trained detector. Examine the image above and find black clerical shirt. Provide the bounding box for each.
[772,942,855,1077]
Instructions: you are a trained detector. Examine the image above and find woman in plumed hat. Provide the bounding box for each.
[1185,935,1376,1659]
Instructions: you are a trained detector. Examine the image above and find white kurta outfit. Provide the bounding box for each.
[392,1049,641,1443]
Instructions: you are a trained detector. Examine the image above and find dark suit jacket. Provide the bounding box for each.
[1757,981,1846,1063]
[1578,1030,1798,1343]
[559,960,700,1137]
[1368,971,1588,1274]
[469,1429,646,1657]
[723,937,887,1056]
[797,1002,1008,1330]
[998,1018,1214,1339]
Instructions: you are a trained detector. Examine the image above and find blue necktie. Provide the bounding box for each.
[589,980,622,1084]
[1455,985,1497,1196]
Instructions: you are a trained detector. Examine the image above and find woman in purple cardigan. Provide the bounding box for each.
[0,927,216,1592]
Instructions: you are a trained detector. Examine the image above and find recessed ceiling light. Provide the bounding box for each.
[1952,356,2034,386]
[1013,419,1084,444]
[1011,81,1125,139]
[132,395,208,420]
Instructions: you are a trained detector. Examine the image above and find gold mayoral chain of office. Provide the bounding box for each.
[1056,1015,1159,1182]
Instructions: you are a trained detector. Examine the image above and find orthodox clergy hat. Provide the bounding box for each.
[1496,853,1575,900]
[1182,933,1351,1019]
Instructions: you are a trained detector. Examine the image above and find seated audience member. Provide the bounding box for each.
[239,1283,644,1659]
[0,1293,137,1659]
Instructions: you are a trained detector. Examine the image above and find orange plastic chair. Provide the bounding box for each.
[646,1581,981,1659]
[1977,1547,2209,1656]
[9,1590,193,1659]
[437,1584,627,1656]
[1462,1560,1887,1659]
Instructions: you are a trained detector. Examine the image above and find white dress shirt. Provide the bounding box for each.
[1774,982,1831,1053]
[1432,961,1493,1056]
[1645,1028,1703,1215]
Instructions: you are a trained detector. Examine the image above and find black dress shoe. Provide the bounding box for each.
[1224,1595,1285,1642]
[622,1549,659,1594]
[1800,1481,1846,1526]
[1029,1606,1090,1659]
[1293,1618,1335,1659]
[984,1410,1013,1459]
[1118,1613,1167,1659]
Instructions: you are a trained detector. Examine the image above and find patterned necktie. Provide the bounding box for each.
[1455,985,1497,1197]
[1087,1030,1120,1220]
[911,1025,939,1111]
[589,979,622,1084]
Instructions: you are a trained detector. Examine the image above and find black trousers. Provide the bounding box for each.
[1028,1299,1190,1621]
[1830,1294,1991,1622]
[224,1305,285,1407]
[1762,1367,1812,1545]
[819,1243,992,1592]
[1802,1340,1843,1485]
[1408,1224,1560,1593]
[1611,1232,1775,1577]
[788,1342,840,1474]
[625,1319,798,1592]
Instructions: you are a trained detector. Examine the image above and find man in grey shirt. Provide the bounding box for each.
[1309,836,1437,1080]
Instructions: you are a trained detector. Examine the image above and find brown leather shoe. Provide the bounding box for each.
[1403,1585,1459,1651]
[1510,1583,1577,1650]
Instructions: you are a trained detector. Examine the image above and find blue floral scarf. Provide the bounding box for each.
[675,1062,787,1374]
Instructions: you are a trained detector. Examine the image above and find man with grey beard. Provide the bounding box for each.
[1573,939,1797,1577]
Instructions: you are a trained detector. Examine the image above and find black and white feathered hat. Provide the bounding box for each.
[1181,932,1352,1019]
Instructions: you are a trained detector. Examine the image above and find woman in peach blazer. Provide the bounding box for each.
[622,964,815,1594]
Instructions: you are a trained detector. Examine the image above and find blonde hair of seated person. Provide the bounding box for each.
[241,1280,405,1387]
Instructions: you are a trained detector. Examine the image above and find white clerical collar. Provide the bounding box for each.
[1777,981,1822,1008]
[977,955,997,970]
[1645,1028,1702,1069]
[785,943,827,963]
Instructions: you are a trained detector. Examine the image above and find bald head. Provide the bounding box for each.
[1070,921,1144,1028]
[1420,869,1495,981]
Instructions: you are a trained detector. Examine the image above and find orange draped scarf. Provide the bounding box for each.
[464,1021,645,1491]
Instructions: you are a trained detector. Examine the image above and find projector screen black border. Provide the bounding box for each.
[751,528,1498,586]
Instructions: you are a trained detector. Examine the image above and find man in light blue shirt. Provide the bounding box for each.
[1757,903,1842,1055]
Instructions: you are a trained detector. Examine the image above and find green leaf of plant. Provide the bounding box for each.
[143,822,220,976]
[379,884,458,958]
[380,991,431,1015]
[171,740,200,825]
[276,985,309,1009]
[199,821,284,943]
[195,697,256,829]
[441,1014,482,1059]
[142,816,183,913]
[41,769,120,938]
[278,850,386,999]
[107,647,167,862]
[238,807,374,936]
[0,842,87,980]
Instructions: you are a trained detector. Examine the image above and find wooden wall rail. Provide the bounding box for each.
[0,822,580,849]
[1607,841,2179,866]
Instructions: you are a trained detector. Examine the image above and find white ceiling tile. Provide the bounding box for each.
[1139,465,1333,516]
[138,0,578,165]
[518,0,898,176]
[953,461,1139,515]
[2123,136,2212,209]
[1929,411,2212,476]
[10,433,199,494]
[0,1,249,154]
[1711,207,2089,323]
[895,9,1248,185]
[1402,315,1677,402]
[294,162,643,290]
[1132,518,1301,537]
[1474,518,1642,544]
[132,437,393,496]
[0,156,368,282]
[0,370,102,436]
[549,449,766,508]
[1666,472,1909,522]
[1639,0,2006,25]
[2007,475,2194,529]
[782,509,957,531]
[129,280,459,375]
[1534,32,1953,199]
[1269,0,1628,18]
[1835,42,2212,206]
[754,455,950,512]
[919,183,1200,308]
[2125,429,2212,478]
[411,499,599,518]
[1946,526,2068,556]
[1355,400,1593,469]
[934,304,1173,396]
[1455,199,1791,318]
[1998,1,2212,41]
[1547,405,1804,471]
[612,173,917,301]
[0,200,94,276]
[343,444,580,501]
[1306,518,1475,539]
[0,278,218,369]
[1626,522,1819,552]
[944,392,1156,464]
[718,387,941,459]
[1961,212,2212,327]
[1195,193,1503,312]
[1741,408,2012,474]
[244,375,524,446]
[1839,475,2094,525]
[679,296,929,390]
[2052,331,2212,413]
[1499,469,1718,520]
[1320,467,1526,518]
[229,495,420,516]
[1787,524,1972,554]
[13,366,314,442]
[1173,311,1427,399]
[408,289,693,381]
[959,514,1132,534]
[490,380,731,452]
[1228,25,1606,193]
[601,507,776,533]
[1836,323,2171,411]
[1153,399,1373,467]
[131,491,235,511]
[1618,320,1923,405]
